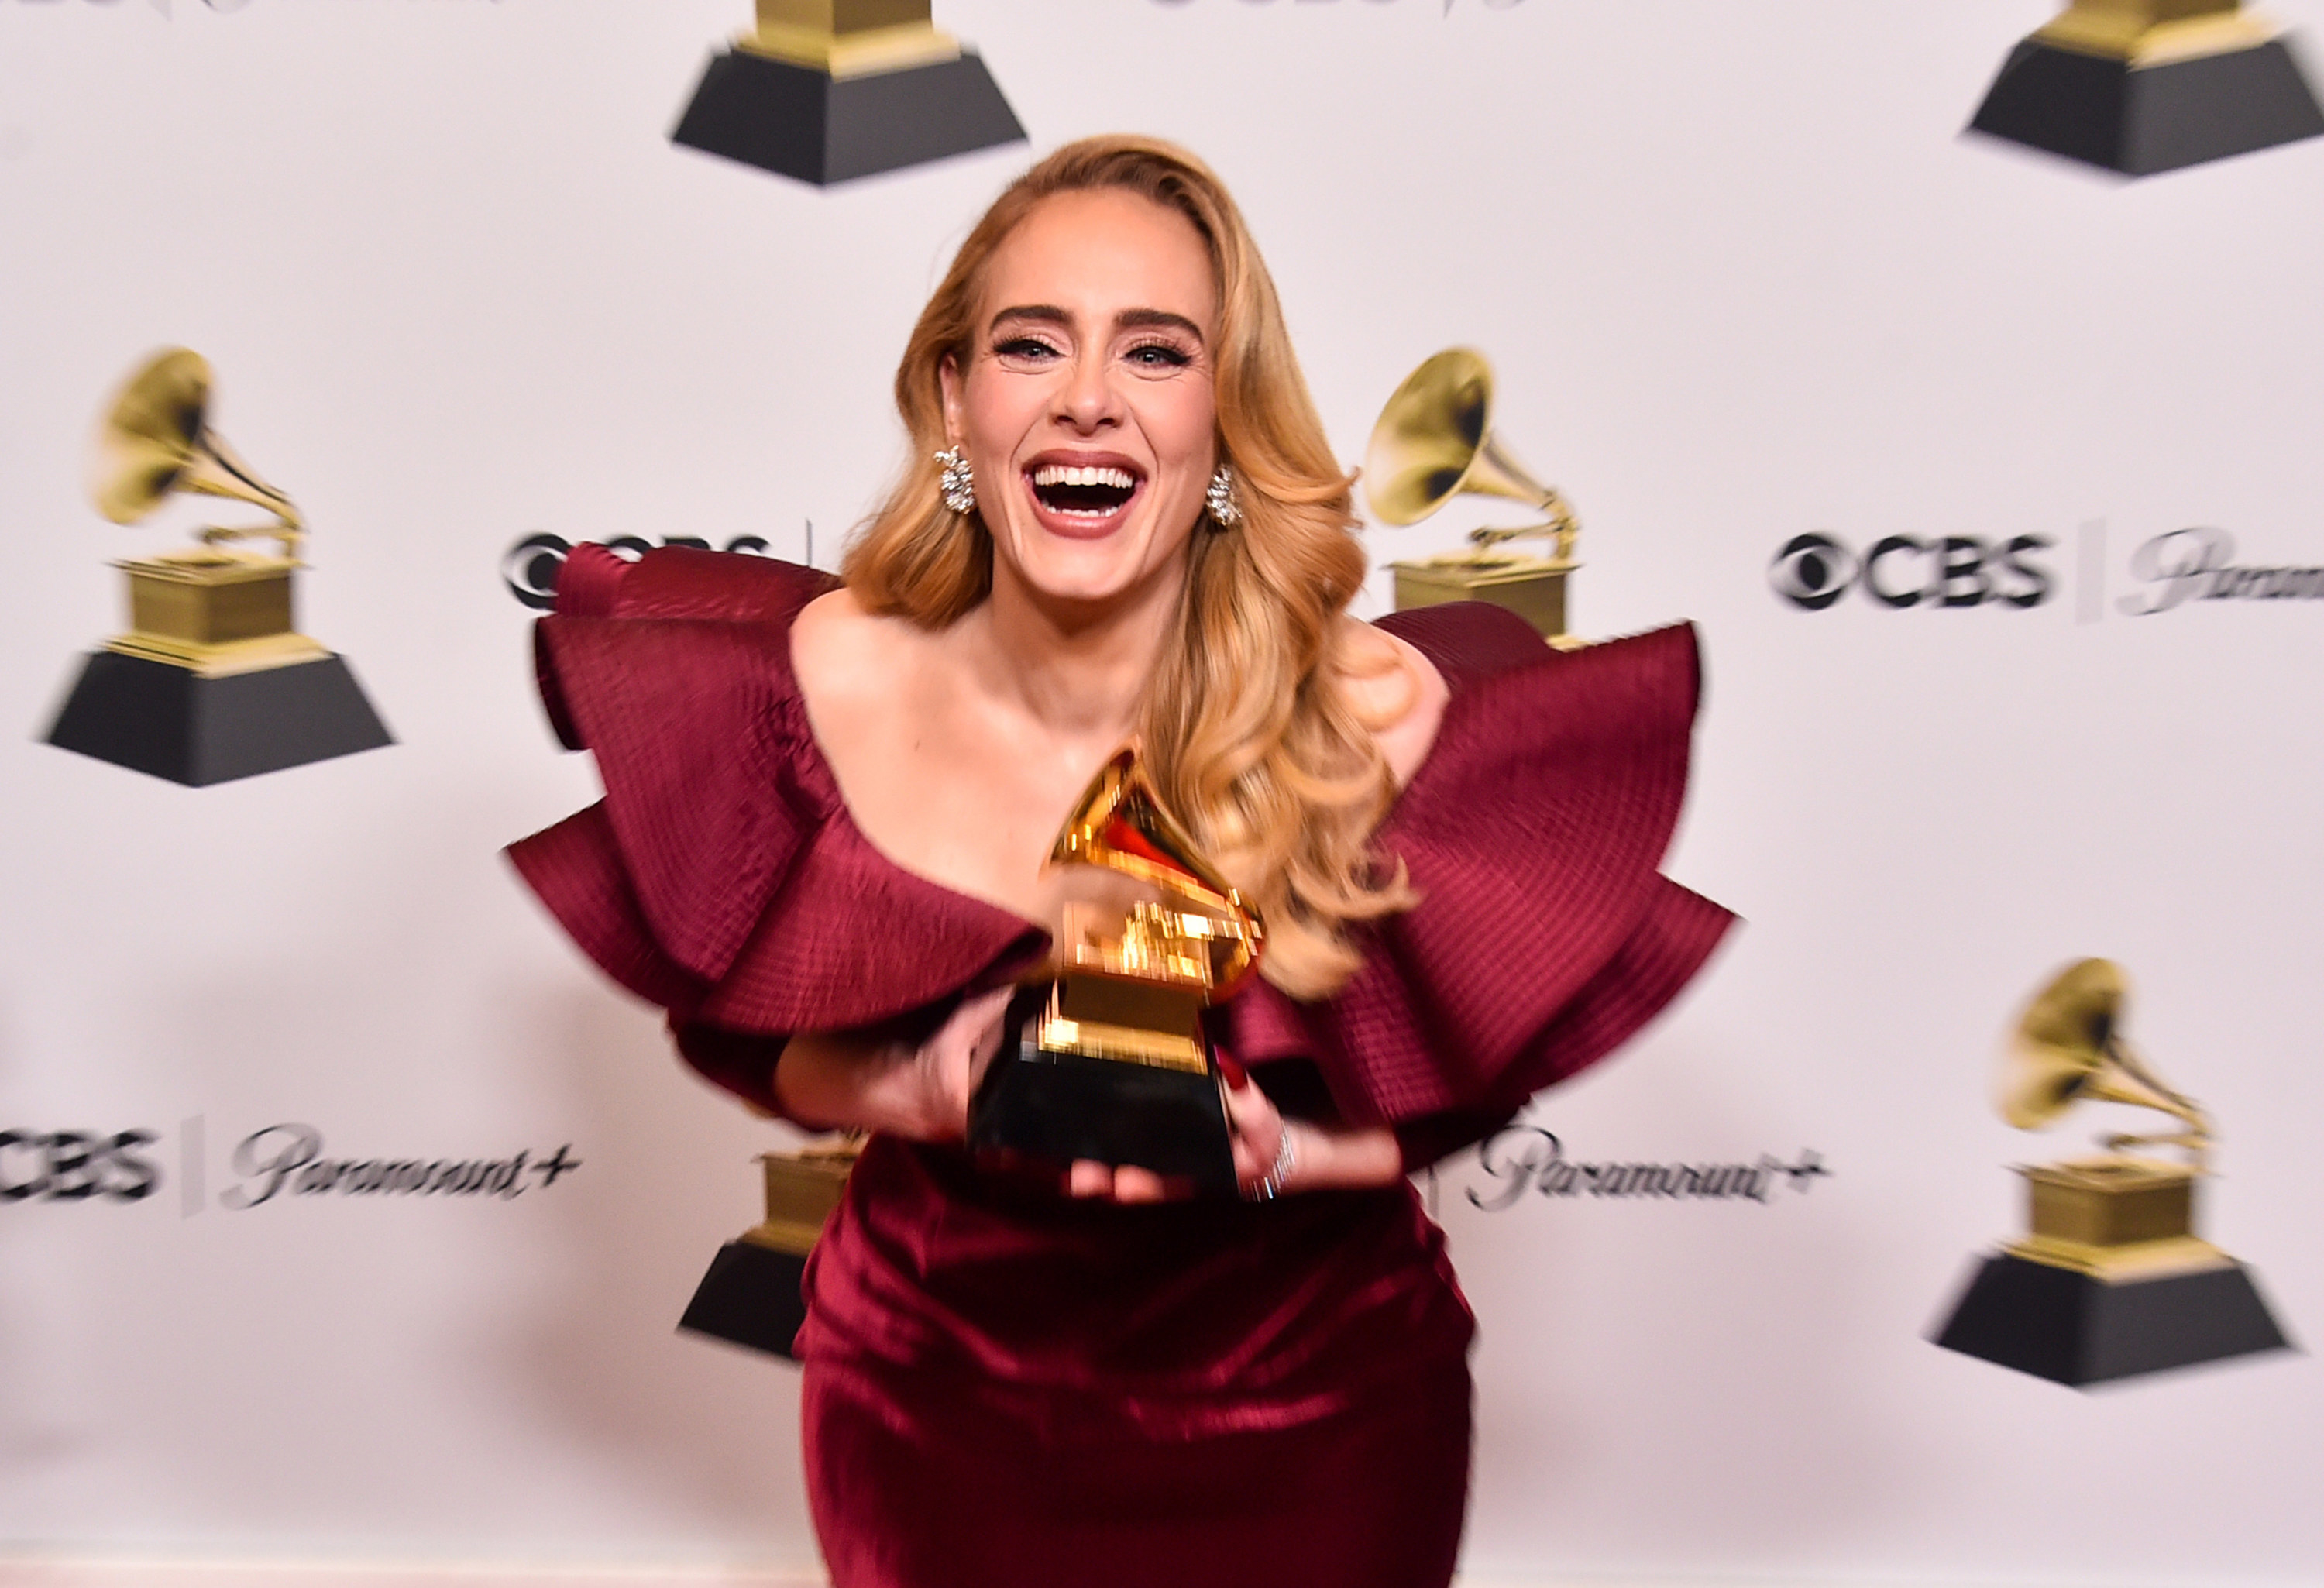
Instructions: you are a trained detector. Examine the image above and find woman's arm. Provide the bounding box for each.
[772,987,1016,1139]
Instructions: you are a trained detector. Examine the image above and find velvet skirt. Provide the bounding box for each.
[804,1353,1472,1588]
[795,1138,1478,1588]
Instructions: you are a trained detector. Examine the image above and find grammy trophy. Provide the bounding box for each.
[681,748,1263,1359]
[967,747,1265,1197]
[1367,348,1587,648]
[672,0,1025,187]
[1932,959,2291,1386]
[43,349,392,787]
[679,1136,863,1360]
[1969,0,2324,175]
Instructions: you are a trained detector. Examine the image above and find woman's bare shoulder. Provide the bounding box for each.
[791,585,923,706]
[1336,615,1449,787]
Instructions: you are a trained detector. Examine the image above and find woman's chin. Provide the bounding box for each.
[1003,536,1174,610]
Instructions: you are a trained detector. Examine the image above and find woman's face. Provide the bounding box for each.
[941,187,1222,611]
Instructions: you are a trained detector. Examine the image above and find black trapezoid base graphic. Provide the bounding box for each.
[672,48,1026,186]
[43,650,394,788]
[679,1239,810,1361]
[1968,37,2324,175]
[1932,1252,2294,1386]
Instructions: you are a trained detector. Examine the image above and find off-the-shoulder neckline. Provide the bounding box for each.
[765,592,1050,937]
[768,588,1487,943]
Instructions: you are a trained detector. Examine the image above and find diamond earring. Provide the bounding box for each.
[1205,463,1242,528]
[936,446,976,516]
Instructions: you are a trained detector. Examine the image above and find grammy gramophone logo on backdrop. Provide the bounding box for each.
[670,2,1026,187]
[42,349,392,787]
[1930,959,2293,1387]
[1366,347,1600,645]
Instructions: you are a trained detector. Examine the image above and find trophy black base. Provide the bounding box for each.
[672,48,1026,187]
[43,651,394,787]
[1932,1252,2293,1386]
[678,1239,810,1362]
[1968,37,2324,176]
[969,995,1239,1195]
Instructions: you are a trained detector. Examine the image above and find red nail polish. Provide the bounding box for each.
[1216,1053,1250,1089]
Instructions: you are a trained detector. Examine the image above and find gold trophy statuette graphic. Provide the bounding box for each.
[679,1136,862,1359]
[672,0,1025,187]
[43,349,391,786]
[1968,0,2324,175]
[1932,959,2291,1386]
[1367,348,1587,648]
[967,747,1265,1197]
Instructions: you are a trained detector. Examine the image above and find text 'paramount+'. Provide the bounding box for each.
[2118,527,2324,614]
[1463,1129,1831,1211]
[222,1124,580,1209]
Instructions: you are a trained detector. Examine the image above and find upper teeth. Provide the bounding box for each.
[1033,465,1136,490]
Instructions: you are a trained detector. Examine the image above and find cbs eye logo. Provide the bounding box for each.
[502,533,775,611]
[1,1130,159,1203]
[1771,533,2055,610]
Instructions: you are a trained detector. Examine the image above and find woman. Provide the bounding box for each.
[511,136,1730,1588]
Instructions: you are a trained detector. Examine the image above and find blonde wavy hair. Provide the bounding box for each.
[843,135,1412,1000]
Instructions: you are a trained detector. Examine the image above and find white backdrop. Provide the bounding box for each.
[4,2,2322,1583]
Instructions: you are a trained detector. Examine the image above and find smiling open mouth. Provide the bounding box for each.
[1030,463,1141,517]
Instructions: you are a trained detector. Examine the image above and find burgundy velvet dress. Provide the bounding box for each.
[508,545,1731,1588]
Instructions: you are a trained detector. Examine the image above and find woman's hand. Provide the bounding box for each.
[773,986,1016,1140]
[1064,1063,1405,1203]
[780,999,1407,1201]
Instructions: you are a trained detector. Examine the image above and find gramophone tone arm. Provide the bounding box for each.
[1466,486,1580,562]
[2104,1040,2215,1167]
[198,520,306,565]
[2101,1128,2212,1171]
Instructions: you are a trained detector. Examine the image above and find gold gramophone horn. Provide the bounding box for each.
[2002,957,2212,1166]
[1363,348,1578,560]
[93,349,304,559]
[1050,747,1263,997]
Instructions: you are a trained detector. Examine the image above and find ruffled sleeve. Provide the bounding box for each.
[1221,603,1734,1159]
[504,546,1050,1111]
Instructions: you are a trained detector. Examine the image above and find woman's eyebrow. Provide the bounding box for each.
[989,304,1073,333]
[1115,308,1205,344]
[986,305,1206,345]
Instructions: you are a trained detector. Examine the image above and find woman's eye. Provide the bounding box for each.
[995,337,1061,362]
[1125,342,1193,370]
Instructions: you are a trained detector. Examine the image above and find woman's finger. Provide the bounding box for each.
[1067,1159,1113,1198]
[960,987,1016,1072]
[928,986,1020,1126]
[1109,1165,1169,1203]
[1219,1070,1285,1188]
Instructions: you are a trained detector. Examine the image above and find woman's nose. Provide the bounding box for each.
[1054,352,1123,433]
